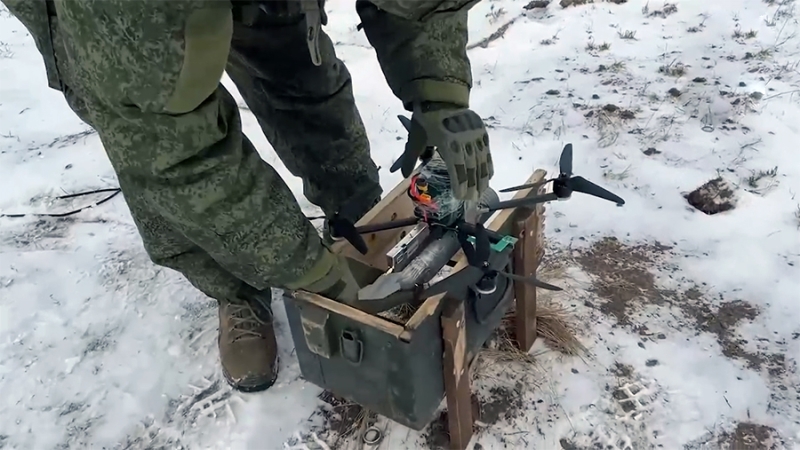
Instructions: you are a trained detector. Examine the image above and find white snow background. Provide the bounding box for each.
[2,0,800,448]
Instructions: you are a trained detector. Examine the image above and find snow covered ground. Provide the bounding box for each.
[2,0,800,448]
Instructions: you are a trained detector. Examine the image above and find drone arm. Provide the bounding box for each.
[480,193,559,213]
[356,216,420,234]
[499,179,551,193]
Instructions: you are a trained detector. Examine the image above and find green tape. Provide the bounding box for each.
[466,234,517,252]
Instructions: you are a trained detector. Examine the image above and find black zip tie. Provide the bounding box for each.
[0,187,121,218]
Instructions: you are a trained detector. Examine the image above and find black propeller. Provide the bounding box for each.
[325,183,383,255]
[560,141,573,176]
[499,143,626,207]
[327,215,368,255]
[390,115,435,174]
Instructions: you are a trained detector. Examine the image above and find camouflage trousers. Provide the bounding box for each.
[26,1,381,302]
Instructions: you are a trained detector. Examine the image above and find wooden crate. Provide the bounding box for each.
[283,170,546,450]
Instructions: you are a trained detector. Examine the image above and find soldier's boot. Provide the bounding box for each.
[218,298,278,392]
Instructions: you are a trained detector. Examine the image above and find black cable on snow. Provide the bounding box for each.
[0,187,121,218]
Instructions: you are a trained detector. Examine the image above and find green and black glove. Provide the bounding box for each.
[400,102,494,202]
[284,244,383,306]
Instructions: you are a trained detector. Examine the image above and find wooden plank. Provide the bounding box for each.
[290,290,407,339]
[512,177,547,351]
[512,213,537,351]
[331,176,416,271]
[404,169,547,332]
[441,298,473,450]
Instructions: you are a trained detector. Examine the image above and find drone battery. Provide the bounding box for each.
[409,161,463,226]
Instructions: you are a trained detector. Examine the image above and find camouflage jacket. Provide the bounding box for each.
[2,0,481,109]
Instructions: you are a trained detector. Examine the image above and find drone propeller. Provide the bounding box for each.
[560,142,574,176]
[566,175,626,204]
[398,115,412,132]
[390,115,436,175]
[389,116,413,173]
[325,183,385,255]
[498,143,625,207]
[327,216,368,255]
[501,271,563,291]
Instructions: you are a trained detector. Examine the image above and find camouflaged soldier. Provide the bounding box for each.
[4,0,494,393]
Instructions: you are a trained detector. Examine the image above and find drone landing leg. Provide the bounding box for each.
[512,202,544,352]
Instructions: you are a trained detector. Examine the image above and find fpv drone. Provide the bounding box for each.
[324,116,626,311]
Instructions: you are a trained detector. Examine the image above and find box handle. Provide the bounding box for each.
[340,330,363,365]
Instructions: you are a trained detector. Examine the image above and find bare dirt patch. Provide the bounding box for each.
[720,423,782,449]
[574,237,785,376]
[421,394,480,450]
[679,292,783,374]
[479,384,525,425]
[1,217,76,250]
[575,237,672,327]
[422,384,525,449]
[644,2,678,17]
[610,361,634,378]
[421,411,451,450]
[580,103,637,121]
[524,0,550,9]
[686,422,785,449]
[685,177,737,215]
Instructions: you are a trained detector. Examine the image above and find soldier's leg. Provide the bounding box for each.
[225,2,382,224]
[120,189,280,392]
[53,0,332,292]
[43,1,370,389]
[39,4,284,391]
[33,1,264,305]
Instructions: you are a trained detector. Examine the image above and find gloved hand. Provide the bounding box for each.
[284,245,365,305]
[401,102,494,202]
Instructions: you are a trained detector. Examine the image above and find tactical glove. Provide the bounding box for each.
[284,245,364,304]
[401,102,494,202]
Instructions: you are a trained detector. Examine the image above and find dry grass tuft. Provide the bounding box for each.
[478,296,586,369]
[343,408,375,450]
[534,300,588,356]
[376,302,418,323]
[471,295,585,398]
